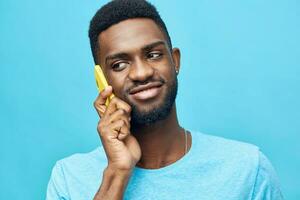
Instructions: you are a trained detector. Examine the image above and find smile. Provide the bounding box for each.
[129,82,163,101]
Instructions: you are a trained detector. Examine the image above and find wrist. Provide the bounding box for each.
[105,165,133,178]
[94,166,132,200]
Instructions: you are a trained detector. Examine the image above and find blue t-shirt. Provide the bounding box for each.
[46,131,283,200]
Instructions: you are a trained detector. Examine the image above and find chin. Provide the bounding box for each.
[127,76,178,127]
[130,94,176,127]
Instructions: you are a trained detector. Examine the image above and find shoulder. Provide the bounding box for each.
[52,146,107,177]
[191,131,260,181]
[57,146,106,168]
[251,152,284,199]
[192,131,260,164]
[190,131,283,199]
[46,146,107,199]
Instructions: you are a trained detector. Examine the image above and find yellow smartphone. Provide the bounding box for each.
[94,65,115,106]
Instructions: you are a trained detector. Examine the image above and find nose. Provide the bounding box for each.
[128,57,154,82]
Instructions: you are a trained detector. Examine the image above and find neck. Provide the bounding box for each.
[131,105,185,169]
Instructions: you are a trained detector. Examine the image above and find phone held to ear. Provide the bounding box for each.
[94,65,115,106]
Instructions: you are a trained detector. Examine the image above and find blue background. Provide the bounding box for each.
[0,0,299,199]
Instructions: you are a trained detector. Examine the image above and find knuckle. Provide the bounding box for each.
[111,97,117,104]
[119,120,125,126]
[97,124,102,134]
[127,121,131,128]
[97,121,105,132]
[123,117,129,125]
[121,102,131,113]
[123,125,129,132]
[100,91,106,97]
[93,101,98,108]
[119,109,125,115]
[124,128,130,135]
[100,128,109,138]
[127,105,132,113]
[99,107,106,115]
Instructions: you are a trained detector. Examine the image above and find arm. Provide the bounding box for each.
[46,162,69,200]
[251,151,284,200]
[93,167,132,200]
[93,86,141,200]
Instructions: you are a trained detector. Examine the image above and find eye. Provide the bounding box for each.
[111,62,129,71]
[147,52,162,60]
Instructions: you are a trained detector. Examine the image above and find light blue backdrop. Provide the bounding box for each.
[0,0,299,199]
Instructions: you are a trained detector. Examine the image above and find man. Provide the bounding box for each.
[46,0,283,199]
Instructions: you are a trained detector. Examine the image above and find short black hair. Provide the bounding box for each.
[88,0,172,64]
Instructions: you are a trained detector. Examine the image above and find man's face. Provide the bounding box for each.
[97,18,180,127]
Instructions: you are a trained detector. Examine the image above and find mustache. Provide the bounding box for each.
[125,77,166,94]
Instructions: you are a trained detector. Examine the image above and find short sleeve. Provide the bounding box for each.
[251,151,284,200]
[46,161,70,200]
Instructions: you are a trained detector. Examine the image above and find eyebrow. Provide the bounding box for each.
[141,40,166,52]
[105,53,128,65]
[105,40,166,65]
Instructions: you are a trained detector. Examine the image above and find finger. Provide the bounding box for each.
[109,119,130,139]
[94,86,113,117]
[95,86,113,106]
[99,86,113,105]
[97,119,121,140]
[115,99,131,114]
[94,104,106,118]
[117,126,130,141]
[108,109,130,127]
[105,97,132,117]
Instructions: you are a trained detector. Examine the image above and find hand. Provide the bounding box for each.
[94,86,141,172]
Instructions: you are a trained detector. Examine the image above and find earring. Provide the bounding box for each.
[176,70,179,74]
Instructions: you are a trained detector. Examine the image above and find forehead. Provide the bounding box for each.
[98,18,167,55]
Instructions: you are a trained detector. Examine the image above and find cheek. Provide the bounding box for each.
[107,74,126,96]
[156,62,175,82]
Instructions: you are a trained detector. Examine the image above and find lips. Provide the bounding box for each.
[129,82,163,100]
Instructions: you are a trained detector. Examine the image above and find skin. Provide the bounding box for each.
[93,18,191,200]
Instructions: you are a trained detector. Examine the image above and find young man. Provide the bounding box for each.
[46,0,283,199]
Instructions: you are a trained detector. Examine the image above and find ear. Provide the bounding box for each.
[171,48,181,74]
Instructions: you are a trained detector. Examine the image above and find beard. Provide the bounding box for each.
[126,75,178,129]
